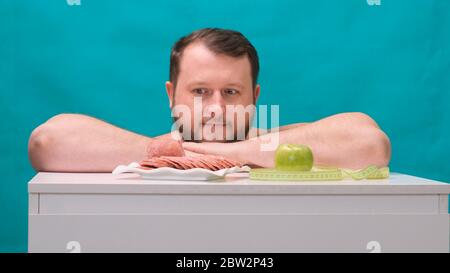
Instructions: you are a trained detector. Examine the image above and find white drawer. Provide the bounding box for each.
[29,214,449,253]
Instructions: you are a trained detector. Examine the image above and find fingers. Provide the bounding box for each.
[147,138,185,158]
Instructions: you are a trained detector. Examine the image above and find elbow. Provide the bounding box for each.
[28,113,75,171]
[28,122,53,171]
[346,112,390,167]
[360,128,391,168]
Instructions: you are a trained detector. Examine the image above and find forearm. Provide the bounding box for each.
[242,113,391,169]
[28,114,152,172]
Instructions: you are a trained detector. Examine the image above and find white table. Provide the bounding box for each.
[28,172,450,253]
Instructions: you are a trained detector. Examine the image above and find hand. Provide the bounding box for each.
[182,141,251,165]
[146,138,185,158]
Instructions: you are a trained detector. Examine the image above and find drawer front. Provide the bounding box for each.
[29,214,449,253]
[38,194,441,214]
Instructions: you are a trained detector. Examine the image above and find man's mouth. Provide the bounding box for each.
[202,123,228,126]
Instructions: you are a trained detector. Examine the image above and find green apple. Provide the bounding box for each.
[275,144,314,171]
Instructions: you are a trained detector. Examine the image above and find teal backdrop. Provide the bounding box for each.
[1,0,449,252]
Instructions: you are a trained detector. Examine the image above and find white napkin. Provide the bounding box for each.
[112,162,251,181]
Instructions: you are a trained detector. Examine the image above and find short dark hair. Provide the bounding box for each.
[169,28,259,89]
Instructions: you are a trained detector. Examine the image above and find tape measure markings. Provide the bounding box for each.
[249,166,389,181]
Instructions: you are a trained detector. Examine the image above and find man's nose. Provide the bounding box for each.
[204,90,227,109]
[203,91,226,120]
[208,90,225,105]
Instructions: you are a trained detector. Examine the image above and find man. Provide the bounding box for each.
[28,28,391,172]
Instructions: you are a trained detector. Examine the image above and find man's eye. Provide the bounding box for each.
[193,88,208,95]
[224,89,238,95]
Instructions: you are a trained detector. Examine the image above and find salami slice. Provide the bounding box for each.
[157,156,184,169]
[137,166,154,170]
[140,158,171,168]
[221,157,242,168]
[177,157,197,169]
[139,155,243,171]
[197,156,220,171]
[204,155,228,170]
[185,156,210,169]
[163,156,190,170]
[139,159,160,168]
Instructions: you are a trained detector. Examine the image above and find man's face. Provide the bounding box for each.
[166,42,260,142]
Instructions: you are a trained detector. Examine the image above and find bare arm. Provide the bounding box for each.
[28,114,180,172]
[248,122,307,137]
[183,112,391,170]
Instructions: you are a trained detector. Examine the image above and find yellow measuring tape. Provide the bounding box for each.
[249,165,389,181]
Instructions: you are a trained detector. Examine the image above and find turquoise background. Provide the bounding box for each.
[1,0,449,252]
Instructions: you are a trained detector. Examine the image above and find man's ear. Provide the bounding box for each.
[165,81,174,108]
[253,84,261,104]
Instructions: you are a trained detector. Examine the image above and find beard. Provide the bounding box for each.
[171,116,251,143]
[170,94,257,143]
